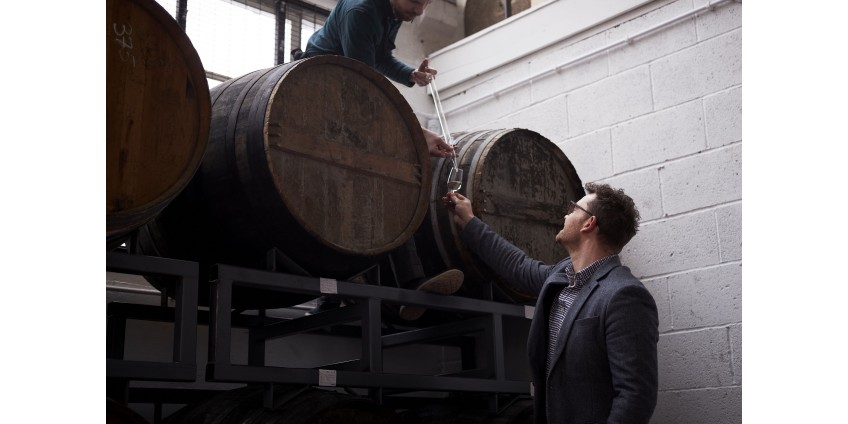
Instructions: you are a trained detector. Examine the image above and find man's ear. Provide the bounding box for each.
[580,216,598,233]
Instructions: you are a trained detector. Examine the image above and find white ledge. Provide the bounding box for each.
[428,0,654,92]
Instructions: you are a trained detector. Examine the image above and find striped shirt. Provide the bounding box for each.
[546,255,617,374]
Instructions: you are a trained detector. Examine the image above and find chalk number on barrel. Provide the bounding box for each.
[113,23,136,67]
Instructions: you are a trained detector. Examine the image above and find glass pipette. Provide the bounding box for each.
[429,78,459,170]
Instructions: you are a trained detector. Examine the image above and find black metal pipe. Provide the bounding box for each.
[176,0,188,31]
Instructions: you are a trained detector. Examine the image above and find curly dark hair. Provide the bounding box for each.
[584,183,641,252]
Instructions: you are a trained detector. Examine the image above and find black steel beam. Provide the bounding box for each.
[107,251,197,278]
[106,252,198,382]
[362,298,382,373]
[207,364,529,393]
[206,263,531,395]
[257,302,366,339]
[491,313,506,380]
[107,359,196,381]
[216,264,527,317]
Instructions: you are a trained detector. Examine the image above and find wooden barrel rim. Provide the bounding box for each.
[430,129,499,269]
[106,0,210,237]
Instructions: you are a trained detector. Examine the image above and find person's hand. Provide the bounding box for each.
[422,127,454,158]
[410,58,437,86]
[444,192,474,229]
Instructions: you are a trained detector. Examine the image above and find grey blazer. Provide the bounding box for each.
[460,218,658,424]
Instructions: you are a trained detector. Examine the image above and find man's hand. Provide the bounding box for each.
[444,192,474,229]
[410,58,437,86]
[422,127,454,158]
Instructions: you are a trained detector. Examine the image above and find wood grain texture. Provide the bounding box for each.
[136,56,430,296]
[106,0,210,242]
[420,129,584,304]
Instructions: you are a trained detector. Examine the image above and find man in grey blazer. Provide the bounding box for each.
[445,183,658,423]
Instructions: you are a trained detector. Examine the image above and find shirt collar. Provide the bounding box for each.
[563,254,617,288]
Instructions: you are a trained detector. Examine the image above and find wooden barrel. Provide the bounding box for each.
[166,385,398,424]
[135,56,431,306]
[464,0,531,36]
[106,0,211,248]
[416,129,584,304]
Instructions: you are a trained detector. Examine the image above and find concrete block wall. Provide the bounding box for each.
[412,0,743,422]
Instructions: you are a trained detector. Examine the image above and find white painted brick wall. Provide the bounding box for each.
[667,263,742,328]
[729,324,741,384]
[643,277,673,333]
[529,32,609,104]
[556,130,612,184]
[654,387,742,424]
[604,168,664,221]
[660,144,741,215]
[606,0,698,75]
[483,94,570,144]
[716,202,742,262]
[694,0,742,41]
[650,28,742,110]
[704,86,742,148]
[446,78,534,131]
[611,99,706,173]
[622,211,720,278]
[567,65,654,136]
[658,327,734,390]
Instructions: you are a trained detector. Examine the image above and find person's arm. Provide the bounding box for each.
[604,285,659,423]
[376,57,416,87]
[446,192,552,295]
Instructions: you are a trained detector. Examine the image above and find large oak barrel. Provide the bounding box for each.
[106,0,211,248]
[464,0,531,36]
[136,56,431,307]
[165,385,398,424]
[417,129,584,304]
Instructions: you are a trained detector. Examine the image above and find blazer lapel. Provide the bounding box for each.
[547,280,597,376]
[535,262,572,307]
[547,257,621,375]
[527,261,572,372]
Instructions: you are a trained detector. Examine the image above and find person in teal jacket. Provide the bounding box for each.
[304,0,435,87]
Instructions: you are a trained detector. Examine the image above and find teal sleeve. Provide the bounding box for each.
[339,7,414,86]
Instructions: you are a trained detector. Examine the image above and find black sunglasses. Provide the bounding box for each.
[566,200,593,217]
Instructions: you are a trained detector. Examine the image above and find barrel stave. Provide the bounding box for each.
[106,0,210,246]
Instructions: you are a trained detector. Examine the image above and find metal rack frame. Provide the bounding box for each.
[106,251,199,404]
[106,251,533,415]
[207,263,532,395]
